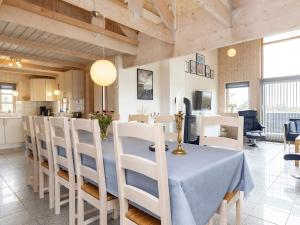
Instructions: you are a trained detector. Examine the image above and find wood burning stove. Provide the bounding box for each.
[183,98,199,144]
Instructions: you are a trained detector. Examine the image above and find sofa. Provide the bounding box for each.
[284,119,300,149]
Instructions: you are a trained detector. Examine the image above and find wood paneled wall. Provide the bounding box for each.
[218,39,262,114]
[0,72,32,100]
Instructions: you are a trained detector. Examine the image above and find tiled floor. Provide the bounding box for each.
[0,142,299,225]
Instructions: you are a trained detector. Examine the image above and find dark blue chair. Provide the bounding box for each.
[238,110,266,147]
[284,119,300,150]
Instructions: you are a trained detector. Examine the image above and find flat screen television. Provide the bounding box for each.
[193,91,212,110]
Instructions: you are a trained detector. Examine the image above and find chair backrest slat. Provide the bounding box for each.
[113,121,171,225]
[200,116,244,151]
[128,114,149,123]
[71,118,107,206]
[49,117,75,182]
[79,165,98,183]
[123,185,160,215]
[33,116,53,166]
[121,154,157,179]
[117,122,155,142]
[22,116,38,160]
[77,143,97,159]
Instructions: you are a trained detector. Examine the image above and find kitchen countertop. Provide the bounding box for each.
[0,116,22,119]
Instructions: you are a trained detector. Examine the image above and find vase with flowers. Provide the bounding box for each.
[89,111,113,139]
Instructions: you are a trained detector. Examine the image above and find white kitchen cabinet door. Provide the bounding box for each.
[64,71,73,99]
[46,79,56,101]
[5,118,24,144]
[0,119,5,145]
[30,79,46,101]
[72,70,84,99]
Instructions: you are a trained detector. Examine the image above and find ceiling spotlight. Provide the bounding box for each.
[16,61,22,68]
[8,62,12,67]
[46,91,52,97]
[12,91,19,97]
[53,90,60,96]
[227,48,237,57]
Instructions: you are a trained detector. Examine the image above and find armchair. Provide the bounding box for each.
[284,118,300,150]
[238,110,266,147]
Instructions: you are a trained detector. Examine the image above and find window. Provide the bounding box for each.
[264,30,300,78]
[0,83,16,112]
[225,82,249,112]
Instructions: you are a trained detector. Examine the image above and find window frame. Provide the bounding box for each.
[225,81,250,113]
[0,83,17,113]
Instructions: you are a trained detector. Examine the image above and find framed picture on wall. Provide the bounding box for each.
[137,68,153,100]
[196,53,205,76]
[210,69,214,79]
[205,65,210,78]
[190,60,196,74]
[184,61,190,73]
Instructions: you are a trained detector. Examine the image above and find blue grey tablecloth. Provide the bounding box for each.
[57,135,254,225]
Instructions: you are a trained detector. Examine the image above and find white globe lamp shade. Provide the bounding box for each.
[227,48,237,57]
[90,60,117,86]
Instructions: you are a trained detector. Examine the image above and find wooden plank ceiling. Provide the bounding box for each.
[0,0,299,71]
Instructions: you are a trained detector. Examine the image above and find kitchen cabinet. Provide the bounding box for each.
[5,118,24,144]
[58,70,84,100]
[30,78,56,101]
[0,119,5,145]
[0,117,23,149]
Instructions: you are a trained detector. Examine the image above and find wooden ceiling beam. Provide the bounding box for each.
[0,34,100,61]
[61,0,174,44]
[2,0,138,55]
[0,66,58,77]
[152,0,174,30]
[0,50,85,69]
[196,0,232,27]
[0,59,65,72]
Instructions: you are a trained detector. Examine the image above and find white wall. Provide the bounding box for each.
[169,50,218,116]
[116,49,218,122]
[117,60,161,120]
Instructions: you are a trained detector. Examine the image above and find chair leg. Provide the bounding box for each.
[236,199,241,225]
[33,161,39,192]
[49,174,54,209]
[100,206,108,225]
[219,200,227,225]
[207,218,213,225]
[26,158,31,186]
[39,168,44,199]
[69,187,76,225]
[112,206,119,220]
[55,181,61,215]
[77,193,84,225]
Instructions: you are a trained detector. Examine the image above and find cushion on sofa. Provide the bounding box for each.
[290,121,297,133]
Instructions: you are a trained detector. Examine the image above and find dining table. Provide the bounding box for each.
[58,133,254,225]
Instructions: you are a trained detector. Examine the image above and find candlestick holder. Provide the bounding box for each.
[172,111,187,155]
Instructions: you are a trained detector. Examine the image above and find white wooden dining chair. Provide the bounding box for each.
[108,114,120,134]
[71,118,119,225]
[113,121,172,225]
[128,114,149,123]
[33,116,55,209]
[155,115,177,141]
[200,115,244,225]
[49,117,76,225]
[22,116,39,192]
